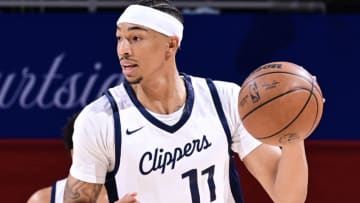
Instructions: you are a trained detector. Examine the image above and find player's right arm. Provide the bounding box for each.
[66,103,140,203]
[64,175,103,203]
[65,106,112,202]
[64,176,140,203]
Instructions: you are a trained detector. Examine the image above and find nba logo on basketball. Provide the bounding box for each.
[249,82,260,103]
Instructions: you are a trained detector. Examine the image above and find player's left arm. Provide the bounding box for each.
[243,141,308,203]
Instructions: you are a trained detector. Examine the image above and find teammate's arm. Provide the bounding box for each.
[64,175,102,203]
[27,187,51,203]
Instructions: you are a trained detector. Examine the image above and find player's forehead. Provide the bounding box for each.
[116,22,150,34]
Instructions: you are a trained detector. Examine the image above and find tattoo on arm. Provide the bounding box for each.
[64,177,102,203]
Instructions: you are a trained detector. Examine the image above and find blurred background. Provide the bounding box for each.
[0,0,359,202]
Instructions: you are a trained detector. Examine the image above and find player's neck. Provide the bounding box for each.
[132,71,186,114]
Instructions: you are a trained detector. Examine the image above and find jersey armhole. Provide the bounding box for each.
[104,90,122,202]
[206,78,245,203]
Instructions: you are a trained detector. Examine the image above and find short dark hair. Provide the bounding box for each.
[62,112,79,154]
[136,0,184,24]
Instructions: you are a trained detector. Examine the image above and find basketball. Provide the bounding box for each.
[238,61,324,146]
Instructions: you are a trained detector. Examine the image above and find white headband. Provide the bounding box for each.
[117,5,183,46]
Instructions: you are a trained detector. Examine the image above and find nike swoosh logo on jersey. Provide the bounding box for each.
[126,126,144,135]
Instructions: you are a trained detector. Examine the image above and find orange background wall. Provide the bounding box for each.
[1,139,359,203]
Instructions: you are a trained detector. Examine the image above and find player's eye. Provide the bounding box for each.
[133,36,142,41]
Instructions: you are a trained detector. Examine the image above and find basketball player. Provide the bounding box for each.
[64,0,309,202]
[27,113,139,203]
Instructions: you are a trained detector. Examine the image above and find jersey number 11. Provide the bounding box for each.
[182,165,216,203]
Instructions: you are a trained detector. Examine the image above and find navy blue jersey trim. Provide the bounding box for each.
[206,78,245,203]
[50,182,56,203]
[123,73,194,133]
[104,90,122,202]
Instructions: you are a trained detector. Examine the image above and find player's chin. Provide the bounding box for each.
[125,76,143,85]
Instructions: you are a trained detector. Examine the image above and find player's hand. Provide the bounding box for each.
[115,192,140,203]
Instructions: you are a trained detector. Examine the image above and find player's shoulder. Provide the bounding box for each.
[189,74,240,97]
[76,85,125,126]
[188,74,239,89]
[213,79,240,92]
[26,186,51,203]
[211,80,241,107]
[81,84,126,114]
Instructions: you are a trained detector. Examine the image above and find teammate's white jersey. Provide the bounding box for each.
[50,178,66,203]
[70,74,261,203]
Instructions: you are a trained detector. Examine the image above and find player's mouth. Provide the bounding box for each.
[121,62,138,75]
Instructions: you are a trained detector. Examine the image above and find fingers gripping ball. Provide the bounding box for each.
[238,61,324,146]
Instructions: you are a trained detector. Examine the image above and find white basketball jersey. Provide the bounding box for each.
[104,74,245,203]
[50,178,66,203]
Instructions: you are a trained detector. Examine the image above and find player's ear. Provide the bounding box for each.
[165,37,179,58]
[168,36,179,51]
